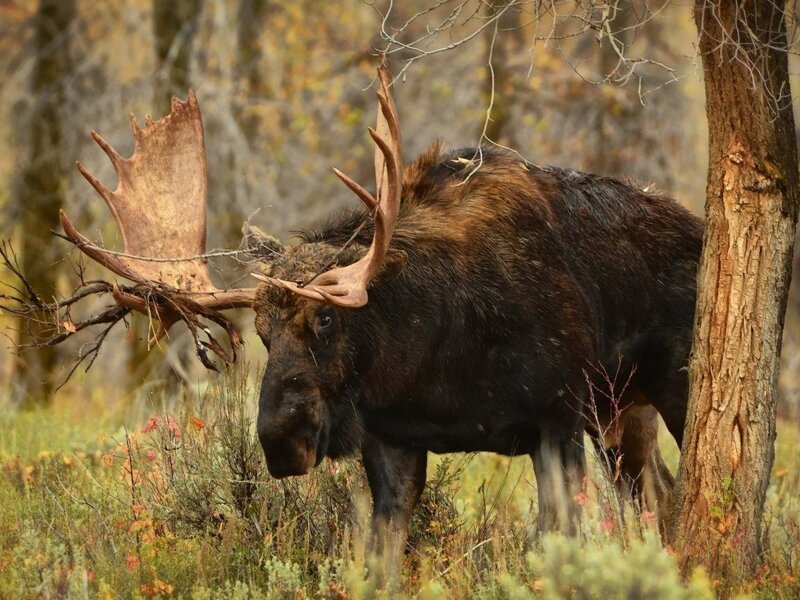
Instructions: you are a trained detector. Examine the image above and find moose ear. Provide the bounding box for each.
[371,249,407,287]
[242,223,284,260]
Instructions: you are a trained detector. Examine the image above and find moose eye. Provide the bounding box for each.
[316,314,333,330]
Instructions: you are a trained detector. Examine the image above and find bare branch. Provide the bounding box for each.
[1,238,247,383]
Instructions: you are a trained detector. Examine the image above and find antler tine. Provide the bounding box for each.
[365,124,400,272]
[91,130,126,171]
[373,65,401,182]
[332,168,379,212]
[75,160,114,206]
[74,129,129,215]
[373,62,402,205]
[262,59,403,308]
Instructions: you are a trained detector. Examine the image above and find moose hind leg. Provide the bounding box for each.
[531,430,586,535]
[595,403,675,528]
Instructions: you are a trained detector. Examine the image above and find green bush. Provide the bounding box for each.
[535,533,714,600]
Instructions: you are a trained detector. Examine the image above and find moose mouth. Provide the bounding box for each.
[264,421,328,479]
[266,454,315,479]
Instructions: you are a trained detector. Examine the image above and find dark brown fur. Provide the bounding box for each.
[253,144,702,553]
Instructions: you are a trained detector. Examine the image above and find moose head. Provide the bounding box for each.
[250,64,405,478]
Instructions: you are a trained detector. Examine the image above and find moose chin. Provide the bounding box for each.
[55,58,701,568]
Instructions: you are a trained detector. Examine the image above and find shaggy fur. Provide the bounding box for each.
[253,144,702,544]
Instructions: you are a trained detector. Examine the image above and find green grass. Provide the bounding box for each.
[0,370,798,598]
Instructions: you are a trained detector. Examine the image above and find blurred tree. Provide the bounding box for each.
[13,0,76,405]
[780,246,800,421]
[589,8,636,176]
[670,0,798,583]
[235,0,269,143]
[543,2,690,193]
[153,0,202,114]
[480,2,519,145]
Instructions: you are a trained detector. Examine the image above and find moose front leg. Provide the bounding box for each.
[530,430,586,535]
[361,434,427,573]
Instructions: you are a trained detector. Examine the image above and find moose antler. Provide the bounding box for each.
[69,94,215,290]
[64,93,257,363]
[253,60,402,308]
[3,93,257,375]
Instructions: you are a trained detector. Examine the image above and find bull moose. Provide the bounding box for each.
[34,61,702,563]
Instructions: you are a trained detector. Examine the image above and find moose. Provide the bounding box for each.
[21,61,702,563]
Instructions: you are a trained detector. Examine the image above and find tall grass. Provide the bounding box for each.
[1,367,798,598]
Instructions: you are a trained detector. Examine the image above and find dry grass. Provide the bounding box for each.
[0,366,798,598]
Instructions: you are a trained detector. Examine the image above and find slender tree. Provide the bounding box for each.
[670,0,798,583]
[13,0,76,404]
[236,0,269,144]
[153,0,202,115]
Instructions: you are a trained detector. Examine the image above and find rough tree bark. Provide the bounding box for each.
[670,0,798,583]
[13,0,76,404]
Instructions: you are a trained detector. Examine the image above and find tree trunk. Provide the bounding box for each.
[670,0,798,583]
[153,0,202,115]
[235,0,270,144]
[480,2,526,146]
[14,0,76,405]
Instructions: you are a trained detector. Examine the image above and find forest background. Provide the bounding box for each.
[1,0,800,598]
[0,0,719,401]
